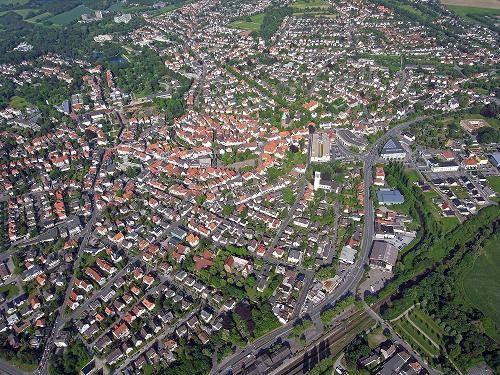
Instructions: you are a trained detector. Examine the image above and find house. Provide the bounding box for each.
[0,263,12,281]
[369,241,398,272]
[374,166,385,186]
[113,321,130,339]
[287,249,302,264]
[462,158,478,170]
[224,256,253,277]
[106,348,123,365]
[426,158,459,172]
[54,331,69,348]
[339,245,357,264]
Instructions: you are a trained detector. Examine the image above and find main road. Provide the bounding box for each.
[213,115,428,375]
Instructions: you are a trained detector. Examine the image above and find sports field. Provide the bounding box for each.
[461,233,500,340]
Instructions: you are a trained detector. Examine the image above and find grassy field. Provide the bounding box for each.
[460,233,500,341]
[446,4,500,15]
[0,0,29,4]
[9,96,29,110]
[229,13,264,31]
[48,4,93,25]
[0,283,19,299]
[0,8,32,16]
[26,11,52,23]
[424,190,459,233]
[487,176,500,194]
[367,327,387,348]
[451,186,468,199]
[291,0,330,9]
[441,0,500,10]
[400,4,424,17]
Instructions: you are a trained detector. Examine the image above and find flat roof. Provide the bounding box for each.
[377,188,404,204]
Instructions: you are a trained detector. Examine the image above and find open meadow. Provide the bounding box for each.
[441,0,500,9]
[460,233,500,341]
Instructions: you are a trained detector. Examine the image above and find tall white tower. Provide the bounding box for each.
[314,171,321,191]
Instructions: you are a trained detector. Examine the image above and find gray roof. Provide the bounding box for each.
[489,152,500,167]
[377,188,404,204]
[381,138,405,155]
[370,241,398,267]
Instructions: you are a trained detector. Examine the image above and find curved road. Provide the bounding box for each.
[213,116,427,375]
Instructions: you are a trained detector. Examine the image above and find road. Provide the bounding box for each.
[36,149,106,375]
[213,115,428,375]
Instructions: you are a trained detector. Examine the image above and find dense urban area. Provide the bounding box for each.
[0,0,499,374]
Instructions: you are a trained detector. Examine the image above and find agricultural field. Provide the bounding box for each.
[460,233,500,341]
[443,1,500,29]
[229,13,264,31]
[441,0,500,9]
[48,4,93,25]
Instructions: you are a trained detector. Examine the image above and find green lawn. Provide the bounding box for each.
[291,0,330,9]
[367,327,387,349]
[487,176,500,194]
[451,186,469,199]
[48,4,93,25]
[461,233,500,341]
[9,96,29,110]
[0,284,19,299]
[229,13,264,31]
[406,169,420,184]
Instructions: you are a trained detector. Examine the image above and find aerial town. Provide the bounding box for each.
[0,0,498,374]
